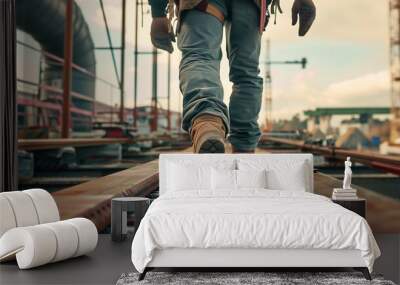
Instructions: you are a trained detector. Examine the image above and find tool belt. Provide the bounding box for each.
[194,0,224,23]
[204,3,224,22]
[173,0,276,33]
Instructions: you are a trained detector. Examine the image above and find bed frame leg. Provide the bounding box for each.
[354,267,371,280]
[138,268,148,281]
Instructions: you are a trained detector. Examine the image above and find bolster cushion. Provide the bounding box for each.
[0,218,98,269]
[0,196,17,237]
[0,189,60,237]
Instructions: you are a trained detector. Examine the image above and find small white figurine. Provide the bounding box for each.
[343,157,352,190]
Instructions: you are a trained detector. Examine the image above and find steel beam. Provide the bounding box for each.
[151,47,158,132]
[304,107,390,117]
[18,138,135,151]
[119,0,126,123]
[62,0,74,138]
[261,136,400,175]
[133,0,139,127]
[167,53,171,131]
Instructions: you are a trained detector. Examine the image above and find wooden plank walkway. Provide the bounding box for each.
[52,160,158,230]
[52,148,399,233]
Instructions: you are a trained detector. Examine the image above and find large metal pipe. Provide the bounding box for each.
[16,0,96,132]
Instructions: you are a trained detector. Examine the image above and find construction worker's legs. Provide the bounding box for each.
[177,8,229,134]
[226,0,263,151]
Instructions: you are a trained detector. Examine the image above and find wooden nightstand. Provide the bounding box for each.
[332,198,366,218]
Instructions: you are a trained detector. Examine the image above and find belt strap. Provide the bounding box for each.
[205,3,225,23]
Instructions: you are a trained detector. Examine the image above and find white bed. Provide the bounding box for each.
[131,154,380,280]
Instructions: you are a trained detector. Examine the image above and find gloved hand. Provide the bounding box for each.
[150,17,175,53]
[292,0,316,36]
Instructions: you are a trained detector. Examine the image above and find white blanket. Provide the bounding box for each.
[131,190,380,273]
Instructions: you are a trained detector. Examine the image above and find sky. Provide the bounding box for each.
[74,0,391,124]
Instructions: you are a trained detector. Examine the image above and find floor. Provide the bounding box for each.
[1,234,398,285]
[0,235,133,285]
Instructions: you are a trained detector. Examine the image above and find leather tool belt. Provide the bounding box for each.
[204,3,224,23]
[193,0,224,23]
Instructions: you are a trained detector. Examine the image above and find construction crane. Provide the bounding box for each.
[389,0,400,145]
[263,39,307,131]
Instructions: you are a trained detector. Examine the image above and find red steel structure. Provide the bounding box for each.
[17,43,118,134]
[390,0,400,145]
[62,0,74,138]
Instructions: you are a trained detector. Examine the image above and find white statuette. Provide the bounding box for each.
[342,157,352,190]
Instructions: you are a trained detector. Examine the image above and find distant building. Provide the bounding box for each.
[338,117,368,137]
[335,127,371,150]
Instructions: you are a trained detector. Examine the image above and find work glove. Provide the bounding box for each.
[150,17,175,53]
[291,0,316,36]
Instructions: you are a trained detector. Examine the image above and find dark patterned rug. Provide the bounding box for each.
[116,271,396,285]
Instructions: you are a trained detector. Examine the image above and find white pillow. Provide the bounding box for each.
[236,169,267,189]
[168,163,212,191]
[266,164,306,191]
[212,168,237,190]
[237,159,308,191]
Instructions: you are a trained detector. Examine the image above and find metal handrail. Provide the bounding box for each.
[17,40,119,89]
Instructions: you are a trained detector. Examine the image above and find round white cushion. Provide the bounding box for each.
[0,196,17,237]
[0,218,98,269]
[1,192,39,227]
[0,226,57,269]
[23,189,60,224]
[0,189,59,239]
[65,218,98,257]
[42,221,79,262]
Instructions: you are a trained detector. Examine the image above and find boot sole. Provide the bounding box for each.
[198,139,225,153]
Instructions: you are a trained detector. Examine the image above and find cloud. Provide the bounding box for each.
[271,70,391,120]
[322,70,390,104]
[267,0,389,44]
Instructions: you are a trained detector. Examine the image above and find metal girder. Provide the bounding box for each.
[304,107,391,117]
[61,0,73,138]
[18,138,136,151]
[261,136,400,176]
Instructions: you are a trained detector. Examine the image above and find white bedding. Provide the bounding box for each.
[131,190,380,273]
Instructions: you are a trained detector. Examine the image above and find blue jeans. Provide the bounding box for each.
[178,0,263,150]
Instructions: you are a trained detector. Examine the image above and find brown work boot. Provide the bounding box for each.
[232,146,255,153]
[190,115,226,153]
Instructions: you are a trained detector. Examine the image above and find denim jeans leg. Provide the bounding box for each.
[177,9,230,134]
[226,0,263,150]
